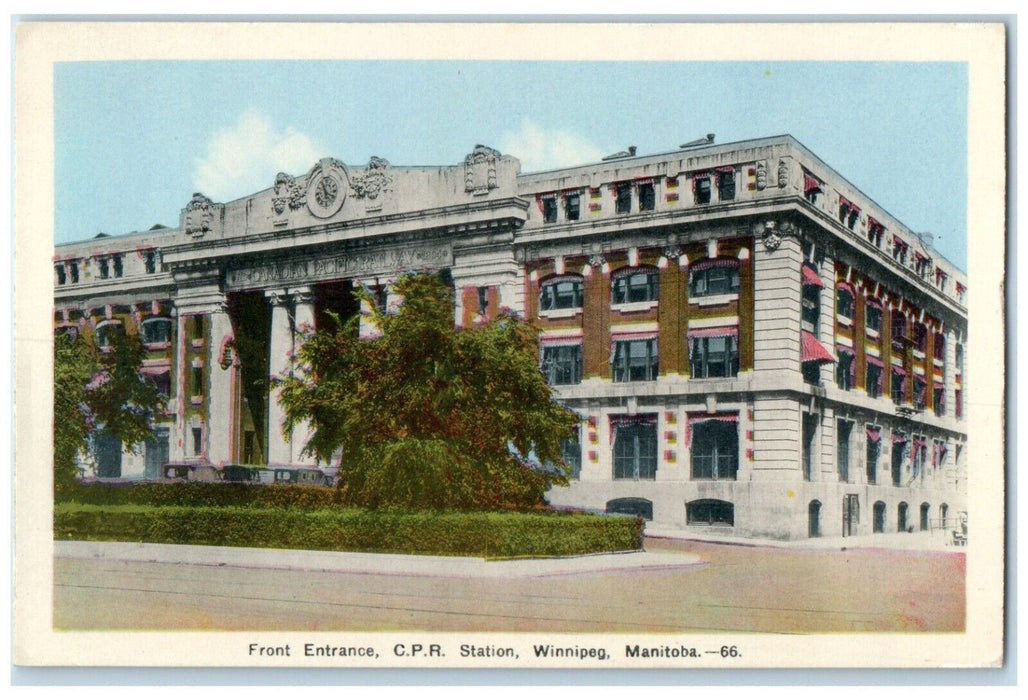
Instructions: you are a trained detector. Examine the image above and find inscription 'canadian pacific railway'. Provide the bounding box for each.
[225,245,453,289]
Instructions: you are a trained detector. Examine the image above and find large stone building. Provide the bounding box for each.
[53,135,968,539]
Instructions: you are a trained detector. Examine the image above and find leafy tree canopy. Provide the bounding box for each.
[276,273,578,510]
[53,328,166,495]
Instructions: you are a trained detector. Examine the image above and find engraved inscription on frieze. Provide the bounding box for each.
[226,244,453,290]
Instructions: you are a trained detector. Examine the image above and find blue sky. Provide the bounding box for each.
[54,60,967,269]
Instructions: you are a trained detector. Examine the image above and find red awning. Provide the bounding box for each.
[866,425,881,443]
[801,330,835,364]
[893,235,908,250]
[839,195,859,212]
[687,325,739,339]
[801,265,823,288]
[803,173,822,194]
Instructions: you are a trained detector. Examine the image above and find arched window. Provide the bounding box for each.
[939,503,950,529]
[538,274,583,312]
[898,502,909,532]
[606,497,653,521]
[687,499,734,526]
[140,317,172,347]
[688,259,739,298]
[873,501,886,533]
[94,320,123,350]
[920,502,931,531]
[611,266,658,305]
[808,500,822,538]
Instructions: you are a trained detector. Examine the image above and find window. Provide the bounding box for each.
[688,259,739,297]
[891,368,906,405]
[689,332,739,378]
[809,500,822,537]
[898,502,909,532]
[867,217,885,247]
[866,359,884,399]
[802,412,818,481]
[873,501,886,533]
[955,281,966,304]
[934,384,945,417]
[912,436,927,478]
[638,181,655,211]
[112,255,123,278]
[611,268,658,305]
[69,261,79,284]
[866,425,881,484]
[839,197,860,230]
[55,265,67,285]
[891,313,907,350]
[615,182,632,214]
[192,427,203,457]
[892,236,908,265]
[802,359,822,385]
[955,389,962,418]
[612,418,657,480]
[150,371,171,398]
[892,433,907,486]
[836,284,854,319]
[191,315,206,342]
[955,342,964,373]
[716,168,735,201]
[803,171,822,204]
[693,174,711,204]
[607,498,653,520]
[144,250,157,274]
[541,343,582,385]
[564,191,580,221]
[837,419,853,482]
[612,337,658,382]
[836,349,854,390]
[539,275,583,312]
[687,499,734,526]
[541,196,557,223]
[191,366,204,397]
[913,377,927,411]
[98,257,110,279]
[690,417,738,480]
[94,320,123,350]
[141,317,172,346]
[561,427,582,479]
[801,278,821,333]
[476,286,489,315]
[912,323,927,354]
[865,302,883,334]
[933,332,946,361]
[914,253,932,278]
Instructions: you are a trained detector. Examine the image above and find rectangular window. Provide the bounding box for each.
[191,315,205,341]
[112,255,123,278]
[561,427,582,479]
[564,191,580,221]
[891,313,907,350]
[541,344,582,385]
[690,417,738,480]
[69,261,79,283]
[688,262,740,297]
[913,377,927,410]
[891,369,906,405]
[836,285,854,318]
[152,371,171,398]
[690,333,739,379]
[141,318,172,346]
[693,175,711,205]
[956,342,964,372]
[612,338,658,382]
[836,349,855,390]
[638,181,655,211]
[934,385,945,417]
[868,218,885,247]
[912,323,927,354]
[98,257,110,279]
[145,250,157,274]
[542,196,557,223]
[539,277,583,311]
[802,413,818,481]
[191,366,204,397]
[865,303,882,334]
[192,427,203,457]
[612,418,657,480]
[933,332,946,360]
[837,419,852,482]
[801,286,820,334]
[866,361,883,399]
[477,286,489,315]
[866,426,881,484]
[955,389,963,418]
[55,265,67,285]
[716,169,735,201]
[615,182,632,214]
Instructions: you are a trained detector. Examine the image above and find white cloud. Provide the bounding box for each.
[192,109,325,201]
[498,118,607,172]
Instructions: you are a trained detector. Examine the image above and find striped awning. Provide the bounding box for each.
[801,265,824,288]
[801,330,834,364]
[687,325,738,340]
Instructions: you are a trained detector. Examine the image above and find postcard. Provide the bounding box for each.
[12,21,1006,671]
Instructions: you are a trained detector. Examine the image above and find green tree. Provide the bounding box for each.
[276,273,578,510]
[53,328,166,496]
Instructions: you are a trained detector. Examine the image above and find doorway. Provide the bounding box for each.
[842,494,859,537]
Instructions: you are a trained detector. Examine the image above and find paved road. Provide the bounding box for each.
[53,538,965,633]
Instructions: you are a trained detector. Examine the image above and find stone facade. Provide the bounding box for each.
[53,135,968,539]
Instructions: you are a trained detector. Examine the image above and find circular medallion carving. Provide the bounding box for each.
[305,163,347,218]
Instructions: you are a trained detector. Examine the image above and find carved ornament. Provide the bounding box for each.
[271,172,306,215]
[464,144,500,194]
[184,193,216,239]
[305,158,349,219]
[350,156,392,203]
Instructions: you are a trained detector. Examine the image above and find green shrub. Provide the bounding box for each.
[54,504,643,558]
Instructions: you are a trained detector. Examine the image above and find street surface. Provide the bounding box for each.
[53,538,965,633]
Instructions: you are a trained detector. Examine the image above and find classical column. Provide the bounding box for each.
[288,287,317,465]
[205,301,235,466]
[266,290,293,465]
[168,302,189,462]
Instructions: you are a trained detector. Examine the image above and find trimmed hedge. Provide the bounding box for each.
[54,504,643,559]
[60,481,346,509]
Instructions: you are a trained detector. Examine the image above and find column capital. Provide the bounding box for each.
[288,286,314,306]
[265,289,289,306]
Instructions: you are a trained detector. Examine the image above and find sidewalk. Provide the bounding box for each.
[54,540,706,579]
[644,523,966,553]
